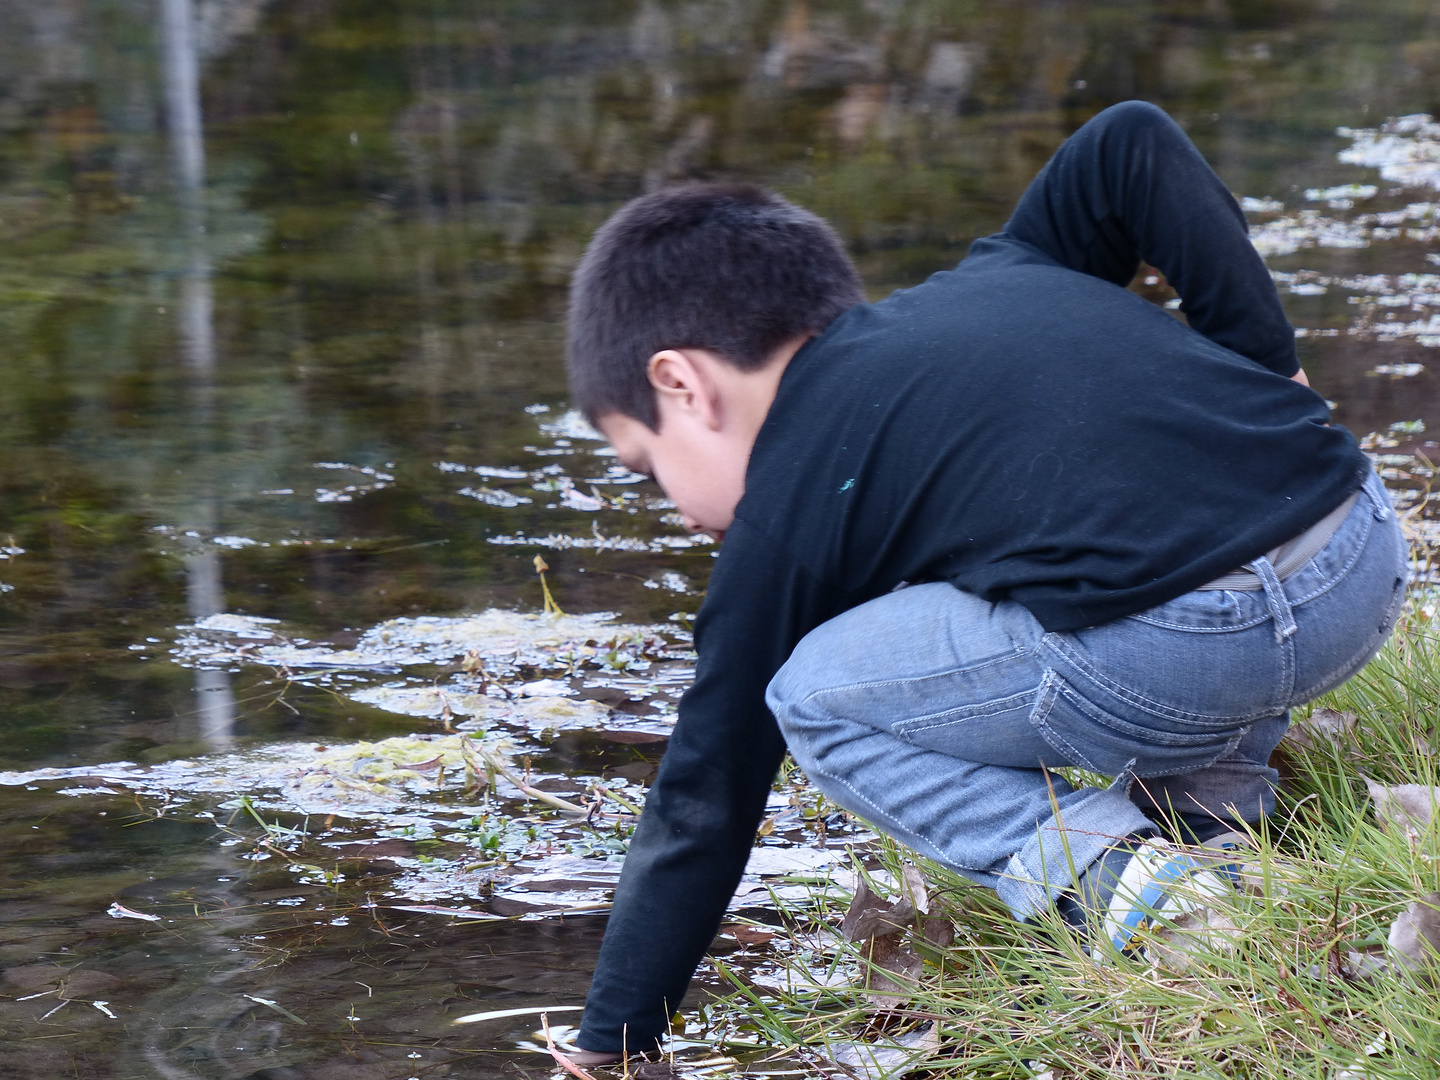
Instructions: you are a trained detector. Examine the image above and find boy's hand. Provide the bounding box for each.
[567,1049,626,1067]
[1291,367,1311,387]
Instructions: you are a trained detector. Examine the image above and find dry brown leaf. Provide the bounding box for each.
[840,878,927,1007]
[862,933,925,1008]
[722,924,776,947]
[1388,892,1440,975]
[1364,778,1439,840]
[841,878,917,942]
[920,915,955,949]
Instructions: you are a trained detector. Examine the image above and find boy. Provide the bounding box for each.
[563,101,1407,1060]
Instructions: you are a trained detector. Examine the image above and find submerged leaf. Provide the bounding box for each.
[241,993,307,1025]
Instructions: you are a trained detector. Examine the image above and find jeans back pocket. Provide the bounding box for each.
[1030,670,1244,779]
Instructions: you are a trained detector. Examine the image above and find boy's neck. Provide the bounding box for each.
[712,332,811,438]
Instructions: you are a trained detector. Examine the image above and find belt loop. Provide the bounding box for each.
[1249,555,1297,643]
[1367,469,1393,521]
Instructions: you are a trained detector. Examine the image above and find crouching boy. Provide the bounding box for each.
[563,100,1408,1060]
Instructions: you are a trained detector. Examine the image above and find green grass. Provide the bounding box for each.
[708,619,1440,1079]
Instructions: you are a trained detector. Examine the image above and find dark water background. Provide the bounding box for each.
[4,1,1440,1076]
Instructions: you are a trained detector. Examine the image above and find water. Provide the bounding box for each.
[4,0,1440,1075]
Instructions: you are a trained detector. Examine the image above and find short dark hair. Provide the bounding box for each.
[567,183,865,430]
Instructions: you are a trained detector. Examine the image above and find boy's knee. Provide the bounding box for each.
[765,647,813,727]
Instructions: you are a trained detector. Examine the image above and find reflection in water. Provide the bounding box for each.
[164,0,233,749]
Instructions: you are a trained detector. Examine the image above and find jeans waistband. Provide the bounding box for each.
[1198,488,1361,592]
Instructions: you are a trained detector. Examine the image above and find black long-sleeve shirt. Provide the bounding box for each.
[575,102,1370,1052]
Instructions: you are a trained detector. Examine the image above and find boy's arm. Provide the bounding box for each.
[575,522,820,1054]
[1001,100,1299,377]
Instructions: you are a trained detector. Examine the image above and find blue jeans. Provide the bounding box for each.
[766,470,1407,918]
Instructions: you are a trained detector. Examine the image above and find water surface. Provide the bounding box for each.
[4,1,1440,1075]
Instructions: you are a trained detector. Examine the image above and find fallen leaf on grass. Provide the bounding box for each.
[920,915,955,948]
[1336,1031,1389,1080]
[842,877,918,942]
[825,1023,940,1080]
[842,871,930,1008]
[1364,779,1439,841]
[1283,707,1357,750]
[1388,892,1440,975]
[1147,907,1243,973]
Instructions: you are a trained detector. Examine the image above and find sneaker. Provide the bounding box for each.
[1089,836,1240,960]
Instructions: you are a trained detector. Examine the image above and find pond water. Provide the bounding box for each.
[5,1,1440,1076]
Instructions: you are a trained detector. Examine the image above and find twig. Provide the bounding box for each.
[591,783,643,816]
[464,737,587,813]
[543,1013,600,1080]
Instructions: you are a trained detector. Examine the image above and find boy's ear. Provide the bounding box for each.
[646,349,722,429]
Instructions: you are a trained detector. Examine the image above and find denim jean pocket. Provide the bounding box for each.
[1030,670,1244,778]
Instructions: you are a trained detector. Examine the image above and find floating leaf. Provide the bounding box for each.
[722,924,776,947]
[825,1024,940,1080]
[106,902,161,922]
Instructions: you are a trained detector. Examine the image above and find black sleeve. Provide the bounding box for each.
[575,522,821,1053]
[1000,100,1299,377]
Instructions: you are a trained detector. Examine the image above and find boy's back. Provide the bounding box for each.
[740,237,1364,632]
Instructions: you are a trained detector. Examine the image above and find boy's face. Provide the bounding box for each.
[597,409,748,541]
